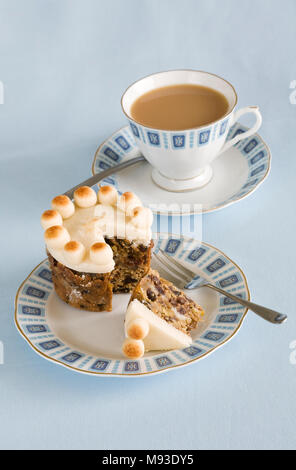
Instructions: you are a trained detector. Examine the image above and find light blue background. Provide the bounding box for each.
[0,0,295,450]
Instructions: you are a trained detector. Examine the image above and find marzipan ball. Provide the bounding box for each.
[63,240,86,265]
[118,191,142,216]
[97,185,118,206]
[41,210,63,230]
[74,186,97,208]
[44,225,70,249]
[51,195,75,219]
[122,338,145,359]
[131,206,153,228]
[126,318,149,340]
[89,241,113,265]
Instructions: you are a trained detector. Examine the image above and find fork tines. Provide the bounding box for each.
[153,249,194,286]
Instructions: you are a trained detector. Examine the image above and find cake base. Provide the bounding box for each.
[47,252,113,312]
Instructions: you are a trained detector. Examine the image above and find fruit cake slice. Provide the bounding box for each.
[122,269,204,358]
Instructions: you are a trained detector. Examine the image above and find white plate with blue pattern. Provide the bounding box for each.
[92,122,271,215]
[15,236,250,377]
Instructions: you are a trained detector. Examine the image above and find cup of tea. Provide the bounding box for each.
[121,70,262,192]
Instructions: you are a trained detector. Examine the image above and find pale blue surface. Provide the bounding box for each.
[0,0,295,450]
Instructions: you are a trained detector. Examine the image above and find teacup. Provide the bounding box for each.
[121,70,262,192]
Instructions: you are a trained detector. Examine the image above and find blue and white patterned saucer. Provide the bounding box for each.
[92,122,271,214]
[15,236,249,377]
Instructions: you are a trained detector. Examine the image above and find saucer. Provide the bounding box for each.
[92,122,271,215]
[15,235,249,377]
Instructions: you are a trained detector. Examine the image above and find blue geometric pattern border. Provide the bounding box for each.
[15,236,249,377]
[128,119,229,149]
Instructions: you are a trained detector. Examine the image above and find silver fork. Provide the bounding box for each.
[153,249,287,325]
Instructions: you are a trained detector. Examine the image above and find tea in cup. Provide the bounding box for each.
[121,70,262,192]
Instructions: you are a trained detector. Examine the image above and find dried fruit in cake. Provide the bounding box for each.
[122,269,204,358]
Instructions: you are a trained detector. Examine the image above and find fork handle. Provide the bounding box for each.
[204,284,287,324]
[63,156,146,199]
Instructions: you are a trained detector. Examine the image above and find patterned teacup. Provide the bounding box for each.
[121,70,262,192]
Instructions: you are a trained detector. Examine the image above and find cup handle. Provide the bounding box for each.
[220,106,262,154]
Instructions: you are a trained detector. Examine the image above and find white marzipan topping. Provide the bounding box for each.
[41,186,153,273]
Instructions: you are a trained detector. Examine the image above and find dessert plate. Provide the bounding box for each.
[15,236,249,377]
[92,123,271,215]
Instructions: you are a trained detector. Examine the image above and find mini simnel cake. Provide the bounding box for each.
[122,269,204,358]
[41,186,153,311]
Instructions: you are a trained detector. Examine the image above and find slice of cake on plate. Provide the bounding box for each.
[41,185,153,312]
[122,269,204,358]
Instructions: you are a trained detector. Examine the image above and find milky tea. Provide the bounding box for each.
[130,84,229,131]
